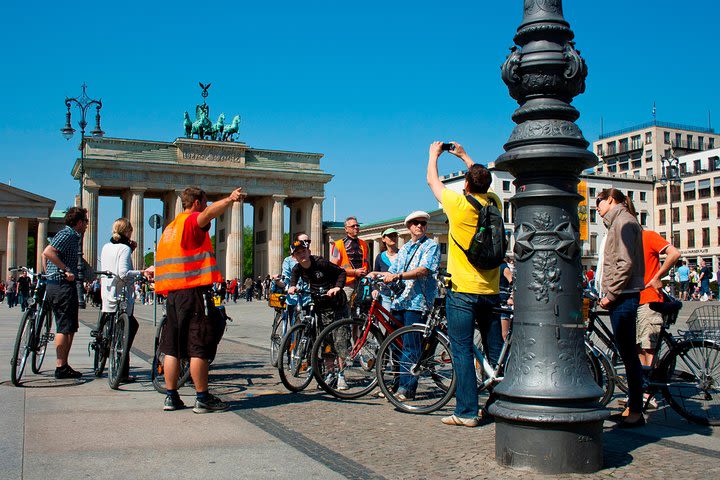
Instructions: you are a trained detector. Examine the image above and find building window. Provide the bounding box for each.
[659,209,666,225]
[688,134,694,148]
[701,203,709,220]
[503,202,511,223]
[590,234,597,254]
[645,132,652,144]
[688,229,695,248]
[590,208,597,223]
[645,150,653,163]
[664,131,670,144]
[715,177,720,196]
[717,201,720,219]
[656,186,667,205]
[627,190,634,200]
[619,138,628,152]
[672,207,679,223]
[675,133,682,146]
[699,136,705,150]
[596,145,603,156]
[673,231,680,247]
[710,138,715,149]
[607,141,616,155]
[589,187,596,197]
[502,180,511,192]
[699,179,711,198]
[702,228,710,247]
[687,205,694,222]
[710,157,719,172]
[694,159,702,173]
[646,167,654,177]
[670,184,681,203]
[640,212,648,226]
[631,135,642,150]
[640,191,646,202]
[619,162,629,171]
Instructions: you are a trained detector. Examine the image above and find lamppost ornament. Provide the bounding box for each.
[489,1,607,473]
[60,83,104,309]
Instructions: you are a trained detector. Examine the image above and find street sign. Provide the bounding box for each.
[149,214,163,229]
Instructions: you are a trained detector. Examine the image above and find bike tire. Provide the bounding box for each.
[586,343,615,406]
[312,317,384,400]
[278,323,314,392]
[270,309,284,367]
[10,309,35,386]
[660,339,720,426]
[93,313,112,378]
[108,313,131,390]
[31,307,52,374]
[376,325,456,414]
[151,316,191,393]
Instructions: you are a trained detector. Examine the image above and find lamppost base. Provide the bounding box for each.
[494,408,605,474]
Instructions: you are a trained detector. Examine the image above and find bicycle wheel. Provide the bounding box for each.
[31,307,53,374]
[270,309,284,367]
[151,316,191,393]
[660,339,720,426]
[586,343,615,406]
[312,317,384,399]
[108,313,131,389]
[278,323,314,392]
[93,313,112,378]
[10,309,36,386]
[376,325,456,414]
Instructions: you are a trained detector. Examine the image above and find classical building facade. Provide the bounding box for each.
[0,183,56,274]
[75,136,331,281]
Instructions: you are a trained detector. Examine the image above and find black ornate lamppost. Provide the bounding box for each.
[61,84,104,309]
[660,150,682,295]
[489,1,608,473]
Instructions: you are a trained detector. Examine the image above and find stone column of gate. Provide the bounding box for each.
[36,217,49,272]
[225,196,245,282]
[268,195,286,278]
[7,216,18,270]
[310,196,324,251]
[174,189,184,218]
[129,188,145,269]
[82,186,100,270]
[372,238,381,265]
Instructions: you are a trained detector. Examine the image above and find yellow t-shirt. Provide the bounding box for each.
[441,188,501,294]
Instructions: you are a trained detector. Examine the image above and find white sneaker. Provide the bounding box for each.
[337,375,348,391]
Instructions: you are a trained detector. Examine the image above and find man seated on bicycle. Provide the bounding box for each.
[100,218,153,382]
[273,232,312,316]
[287,239,350,389]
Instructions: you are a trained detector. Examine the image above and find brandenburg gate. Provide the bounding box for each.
[73,136,331,281]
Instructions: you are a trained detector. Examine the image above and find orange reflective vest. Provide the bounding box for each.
[154,212,221,295]
[331,238,369,286]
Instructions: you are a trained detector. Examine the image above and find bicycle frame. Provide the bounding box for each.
[350,299,404,358]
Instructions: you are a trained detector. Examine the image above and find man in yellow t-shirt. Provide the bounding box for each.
[427,140,503,427]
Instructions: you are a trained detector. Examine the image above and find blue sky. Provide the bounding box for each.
[1,0,718,250]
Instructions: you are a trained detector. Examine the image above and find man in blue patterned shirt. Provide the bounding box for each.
[380,210,440,400]
[42,207,88,379]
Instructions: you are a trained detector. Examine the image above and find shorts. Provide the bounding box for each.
[679,281,689,293]
[636,303,662,349]
[47,281,79,334]
[159,287,217,360]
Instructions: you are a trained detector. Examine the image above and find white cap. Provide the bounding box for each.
[404,210,430,226]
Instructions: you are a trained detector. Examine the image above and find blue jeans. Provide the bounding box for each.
[446,290,501,418]
[700,280,710,296]
[609,293,644,414]
[392,310,425,396]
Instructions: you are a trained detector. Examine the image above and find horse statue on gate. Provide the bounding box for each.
[211,113,225,141]
[183,112,193,138]
[191,109,213,139]
[222,115,241,141]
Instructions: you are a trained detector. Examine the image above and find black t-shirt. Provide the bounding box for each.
[290,256,347,291]
[700,267,712,283]
[17,276,31,296]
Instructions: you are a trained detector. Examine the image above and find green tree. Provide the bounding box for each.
[144,251,154,268]
[26,237,36,269]
[243,226,253,279]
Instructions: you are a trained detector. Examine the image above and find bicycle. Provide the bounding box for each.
[89,271,136,389]
[150,311,192,393]
[277,287,339,392]
[310,275,400,399]
[10,267,55,386]
[587,292,720,425]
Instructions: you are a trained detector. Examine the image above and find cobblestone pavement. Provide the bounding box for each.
[2,300,718,479]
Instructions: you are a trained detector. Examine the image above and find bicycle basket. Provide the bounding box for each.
[268,292,286,309]
[686,305,720,340]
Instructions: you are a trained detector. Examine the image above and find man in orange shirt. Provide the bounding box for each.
[637,229,680,366]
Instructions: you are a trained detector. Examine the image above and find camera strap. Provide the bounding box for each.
[401,236,428,273]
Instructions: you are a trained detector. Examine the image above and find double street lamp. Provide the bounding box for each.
[660,151,682,295]
[61,84,104,308]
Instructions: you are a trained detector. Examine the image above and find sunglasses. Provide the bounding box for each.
[595,197,605,207]
[346,224,360,229]
[409,220,427,227]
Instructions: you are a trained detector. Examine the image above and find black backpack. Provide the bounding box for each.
[451,195,508,271]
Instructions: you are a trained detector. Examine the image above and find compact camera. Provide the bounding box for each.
[441,143,455,151]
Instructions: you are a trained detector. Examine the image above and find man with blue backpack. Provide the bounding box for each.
[427,140,506,428]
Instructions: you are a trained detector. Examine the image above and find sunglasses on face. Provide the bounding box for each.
[409,220,427,227]
[595,197,605,207]
[346,224,360,229]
